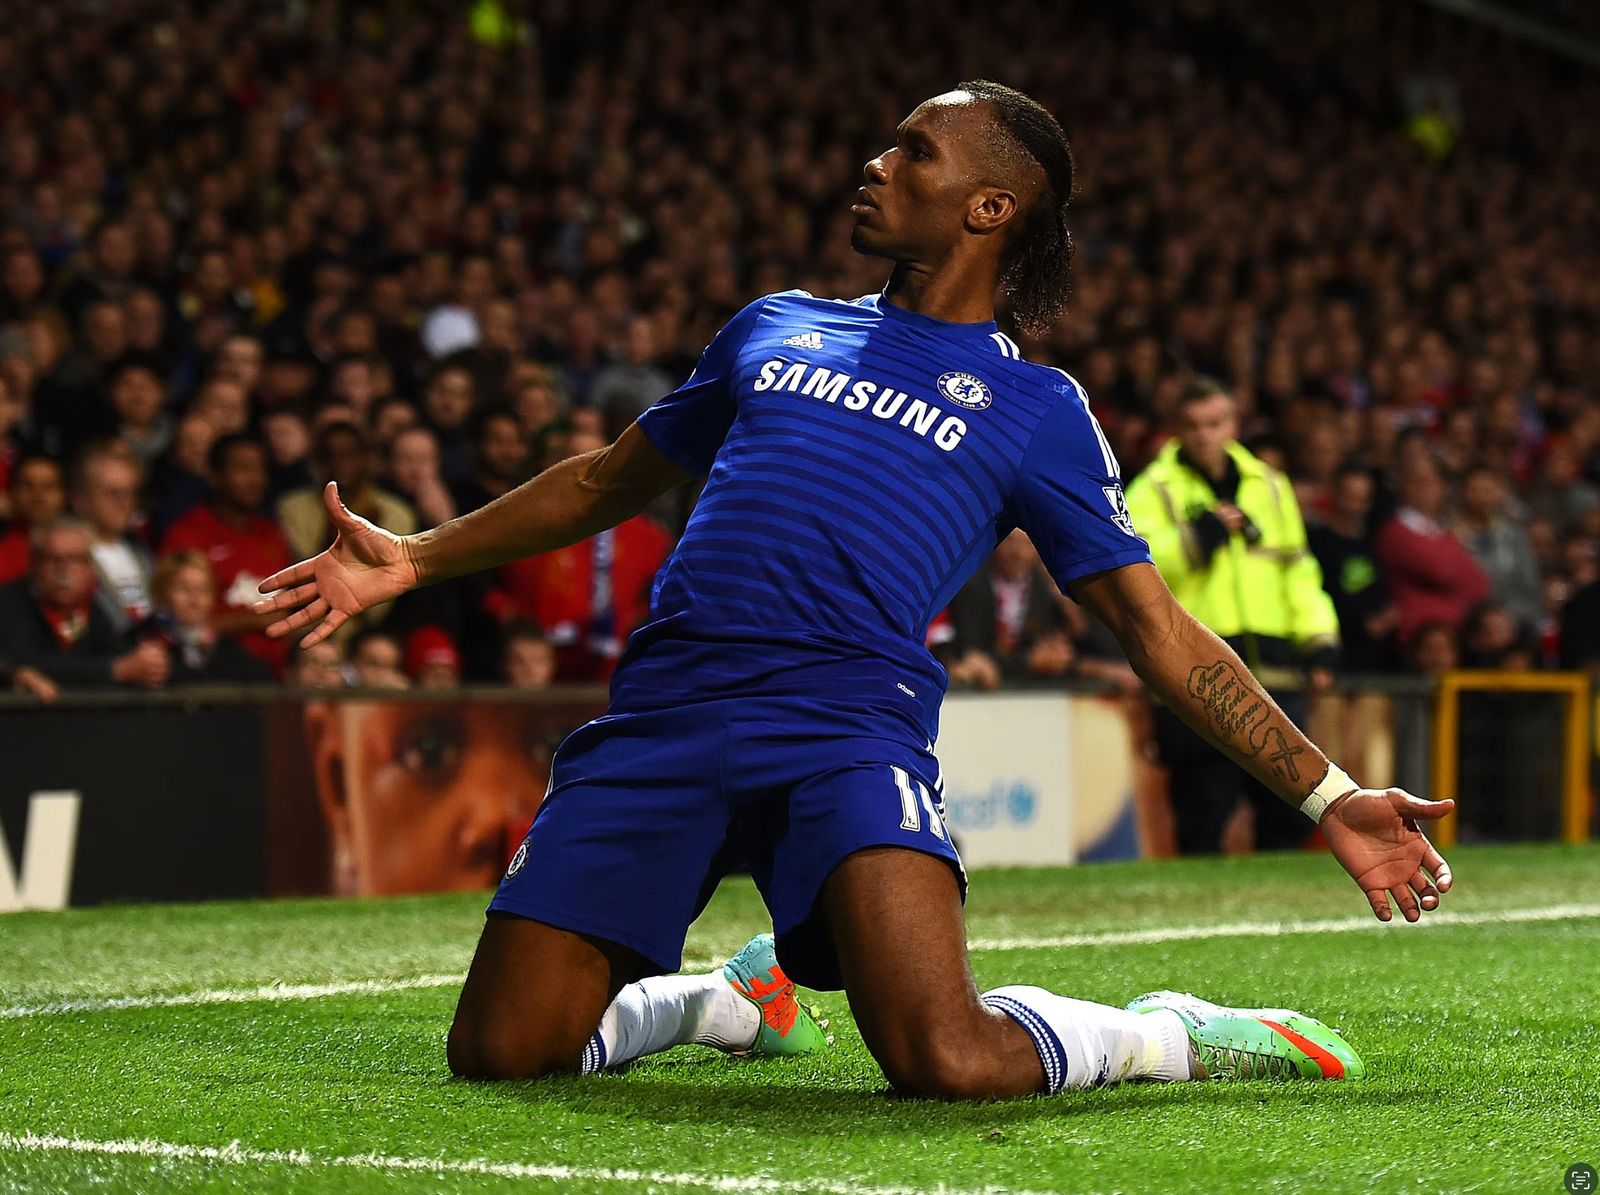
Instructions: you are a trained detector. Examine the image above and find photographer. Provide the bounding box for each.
[1125,379,1340,854]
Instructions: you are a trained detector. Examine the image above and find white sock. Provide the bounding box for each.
[983,984,1192,1092]
[579,972,761,1074]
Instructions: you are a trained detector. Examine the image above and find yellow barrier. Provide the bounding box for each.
[1431,670,1592,847]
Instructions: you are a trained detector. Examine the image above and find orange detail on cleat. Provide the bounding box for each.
[1257,1018,1345,1079]
[731,967,800,1037]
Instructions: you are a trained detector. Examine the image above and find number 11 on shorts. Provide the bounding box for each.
[892,765,947,841]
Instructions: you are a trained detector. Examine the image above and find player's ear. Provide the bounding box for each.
[304,699,355,894]
[965,187,1019,235]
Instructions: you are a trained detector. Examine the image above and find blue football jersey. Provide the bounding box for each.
[622,289,1152,739]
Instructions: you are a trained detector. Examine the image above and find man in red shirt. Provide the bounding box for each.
[1375,457,1489,647]
[486,423,672,680]
[488,514,672,681]
[161,434,292,671]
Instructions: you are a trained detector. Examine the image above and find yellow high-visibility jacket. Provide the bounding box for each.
[1124,439,1339,672]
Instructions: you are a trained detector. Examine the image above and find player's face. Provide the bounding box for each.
[852,94,989,262]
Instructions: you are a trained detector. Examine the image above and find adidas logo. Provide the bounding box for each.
[782,331,824,350]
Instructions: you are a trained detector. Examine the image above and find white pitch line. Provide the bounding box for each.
[3,903,1596,1021]
[963,901,1600,952]
[0,974,465,1020]
[0,1131,1072,1195]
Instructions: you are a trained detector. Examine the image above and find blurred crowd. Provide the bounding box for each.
[1,0,1597,698]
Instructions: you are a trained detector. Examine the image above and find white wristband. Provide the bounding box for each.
[1301,763,1356,823]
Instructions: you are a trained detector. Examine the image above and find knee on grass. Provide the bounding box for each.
[875,1036,1014,1101]
[446,1015,586,1081]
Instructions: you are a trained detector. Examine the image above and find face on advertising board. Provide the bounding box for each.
[301,700,570,897]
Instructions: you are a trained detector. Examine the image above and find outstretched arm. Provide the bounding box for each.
[254,423,691,645]
[1069,561,1454,922]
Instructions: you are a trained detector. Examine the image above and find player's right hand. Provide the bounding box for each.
[254,482,421,647]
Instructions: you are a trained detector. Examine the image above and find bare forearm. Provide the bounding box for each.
[1070,563,1327,805]
[1127,608,1325,802]
[406,426,688,585]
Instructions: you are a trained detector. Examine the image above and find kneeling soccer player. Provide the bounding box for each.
[259,80,1453,1098]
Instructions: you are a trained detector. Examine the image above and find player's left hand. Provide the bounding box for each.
[1320,788,1454,923]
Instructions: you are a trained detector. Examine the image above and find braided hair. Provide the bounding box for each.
[956,79,1076,336]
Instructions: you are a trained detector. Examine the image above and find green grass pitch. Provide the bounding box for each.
[1,844,1596,1194]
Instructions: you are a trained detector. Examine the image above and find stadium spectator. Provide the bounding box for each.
[369,399,423,456]
[0,516,167,689]
[38,300,127,455]
[214,335,265,401]
[260,409,314,499]
[510,368,569,440]
[1525,443,1600,536]
[386,427,458,529]
[277,422,417,562]
[1375,459,1491,648]
[55,220,138,323]
[122,288,172,375]
[503,623,557,690]
[348,630,410,691]
[420,362,479,486]
[1124,378,1338,853]
[148,414,217,536]
[591,316,676,436]
[1461,602,1534,671]
[286,638,346,690]
[1452,465,1542,634]
[0,246,48,325]
[1308,465,1397,673]
[70,441,155,637]
[1409,621,1462,677]
[939,530,1074,688]
[105,360,172,468]
[189,377,251,440]
[151,552,273,685]
[405,626,463,690]
[0,456,66,585]
[452,410,531,515]
[160,435,292,672]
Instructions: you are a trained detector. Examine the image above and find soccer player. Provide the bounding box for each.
[257,81,1454,1097]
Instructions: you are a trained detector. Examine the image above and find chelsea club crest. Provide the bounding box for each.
[936,372,993,411]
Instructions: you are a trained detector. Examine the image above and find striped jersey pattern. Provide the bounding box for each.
[624,289,1151,736]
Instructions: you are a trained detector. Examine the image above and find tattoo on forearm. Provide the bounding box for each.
[1186,660,1306,784]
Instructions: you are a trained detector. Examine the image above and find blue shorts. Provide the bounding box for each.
[488,697,965,990]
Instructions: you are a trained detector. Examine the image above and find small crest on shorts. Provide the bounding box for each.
[506,840,529,879]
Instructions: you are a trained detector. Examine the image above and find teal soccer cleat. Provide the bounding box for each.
[722,934,829,1056]
[1126,990,1366,1080]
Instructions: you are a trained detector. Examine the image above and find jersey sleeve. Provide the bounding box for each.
[1011,388,1153,590]
[635,296,768,476]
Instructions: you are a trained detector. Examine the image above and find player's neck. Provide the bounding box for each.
[883,260,997,326]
